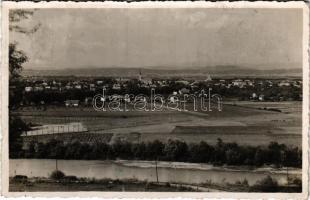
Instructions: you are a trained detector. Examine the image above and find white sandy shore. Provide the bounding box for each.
[114,160,301,175]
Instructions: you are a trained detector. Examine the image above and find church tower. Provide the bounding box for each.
[205,74,212,82]
[138,69,142,81]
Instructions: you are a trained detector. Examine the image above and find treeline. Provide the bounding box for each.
[21,139,302,168]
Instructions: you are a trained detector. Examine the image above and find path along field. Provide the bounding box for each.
[15,101,302,147]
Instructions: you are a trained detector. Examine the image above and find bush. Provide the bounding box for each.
[63,175,78,182]
[251,176,279,192]
[50,170,65,180]
[145,182,151,189]
[291,178,302,187]
[165,182,171,187]
[241,179,249,186]
[12,175,28,183]
[13,175,28,180]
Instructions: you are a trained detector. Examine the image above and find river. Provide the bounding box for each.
[9,159,301,186]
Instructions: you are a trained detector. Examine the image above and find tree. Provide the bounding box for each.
[226,148,242,165]
[188,141,214,163]
[9,9,40,158]
[64,141,83,159]
[267,142,285,167]
[254,148,266,166]
[212,138,226,165]
[164,139,188,162]
[9,10,41,34]
[9,114,29,158]
[50,170,65,180]
[35,142,48,158]
[89,142,110,160]
[9,43,28,110]
[132,142,147,160]
[112,139,132,159]
[145,140,164,160]
[24,139,36,158]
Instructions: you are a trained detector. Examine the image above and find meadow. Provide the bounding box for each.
[16,101,302,147]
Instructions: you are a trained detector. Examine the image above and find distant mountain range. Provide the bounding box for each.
[22,66,302,78]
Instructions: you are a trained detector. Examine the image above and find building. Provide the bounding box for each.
[65,85,73,90]
[232,79,246,88]
[97,80,103,85]
[205,74,212,82]
[278,81,290,87]
[245,80,254,86]
[138,69,142,81]
[169,96,178,103]
[175,80,190,85]
[65,100,80,107]
[34,86,44,92]
[75,85,82,89]
[112,83,121,90]
[179,88,190,95]
[25,87,33,92]
[84,97,93,105]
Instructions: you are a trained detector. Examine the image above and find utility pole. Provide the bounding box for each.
[155,158,159,183]
[287,164,289,187]
[284,154,289,187]
[56,159,58,171]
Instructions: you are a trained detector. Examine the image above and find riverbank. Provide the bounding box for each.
[10,159,302,187]
[9,177,202,192]
[9,175,301,193]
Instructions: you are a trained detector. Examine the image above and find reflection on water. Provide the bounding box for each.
[10,159,301,186]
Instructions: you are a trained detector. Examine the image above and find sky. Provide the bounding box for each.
[10,8,303,70]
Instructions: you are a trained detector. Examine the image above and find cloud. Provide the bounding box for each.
[10,8,302,70]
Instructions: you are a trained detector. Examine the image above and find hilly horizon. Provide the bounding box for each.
[22,66,302,78]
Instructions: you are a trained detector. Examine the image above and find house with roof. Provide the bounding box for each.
[179,88,190,95]
[65,100,80,107]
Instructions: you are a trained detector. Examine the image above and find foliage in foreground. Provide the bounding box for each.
[50,170,65,180]
[21,139,302,168]
[11,174,302,193]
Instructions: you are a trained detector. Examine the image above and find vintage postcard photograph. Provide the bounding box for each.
[1,1,309,198]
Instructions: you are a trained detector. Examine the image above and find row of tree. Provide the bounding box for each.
[22,139,302,168]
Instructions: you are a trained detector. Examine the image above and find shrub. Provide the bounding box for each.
[241,178,249,186]
[12,175,28,183]
[63,175,78,182]
[145,182,151,190]
[50,170,65,180]
[251,176,279,192]
[13,175,28,180]
[292,178,302,187]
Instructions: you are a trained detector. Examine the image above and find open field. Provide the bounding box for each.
[16,101,302,147]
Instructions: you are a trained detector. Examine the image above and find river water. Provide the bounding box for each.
[9,159,301,186]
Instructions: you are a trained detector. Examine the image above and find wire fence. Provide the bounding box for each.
[22,123,88,136]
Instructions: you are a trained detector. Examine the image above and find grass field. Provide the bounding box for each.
[16,101,302,147]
